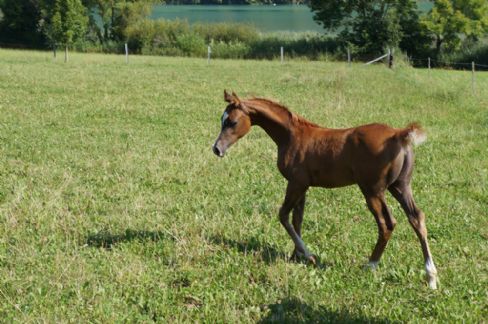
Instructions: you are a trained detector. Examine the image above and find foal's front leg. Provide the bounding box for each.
[279,182,315,264]
[290,195,306,261]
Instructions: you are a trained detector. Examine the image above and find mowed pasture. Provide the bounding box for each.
[0,49,487,322]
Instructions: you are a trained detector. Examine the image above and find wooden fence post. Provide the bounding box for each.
[388,48,393,69]
[347,47,351,67]
[207,46,211,65]
[280,46,284,64]
[64,46,68,63]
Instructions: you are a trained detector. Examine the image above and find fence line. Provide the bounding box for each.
[365,53,389,65]
[409,57,488,71]
[8,42,486,72]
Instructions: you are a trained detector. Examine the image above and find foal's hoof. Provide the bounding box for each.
[289,250,318,267]
[363,261,379,271]
[307,254,318,267]
[289,249,304,262]
[427,274,438,290]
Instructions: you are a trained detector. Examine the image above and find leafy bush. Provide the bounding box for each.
[249,32,339,60]
[91,19,341,60]
[439,40,488,67]
[126,19,190,54]
[193,22,259,44]
[176,33,206,56]
[210,40,250,59]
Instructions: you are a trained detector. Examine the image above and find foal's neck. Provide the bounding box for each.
[244,99,294,147]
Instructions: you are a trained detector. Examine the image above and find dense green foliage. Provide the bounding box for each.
[82,0,162,43]
[0,0,487,61]
[124,19,338,59]
[421,0,488,55]
[0,0,44,47]
[309,0,429,56]
[0,49,487,322]
[40,0,88,48]
[163,0,309,4]
[434,40,488,70]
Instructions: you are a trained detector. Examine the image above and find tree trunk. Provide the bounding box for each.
[103,24,109,42]
[435,35,443,57]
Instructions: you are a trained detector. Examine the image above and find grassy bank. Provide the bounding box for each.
[0,49,487,322]
[84,20,339,60]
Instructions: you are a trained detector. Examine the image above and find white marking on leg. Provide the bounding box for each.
[425,257,438,289]
[296,236,311,258]
[425,257,437,274]
[367,261,379,270]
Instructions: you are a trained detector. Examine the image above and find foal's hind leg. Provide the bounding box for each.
[389,183,438,289]
[362,192,397,269]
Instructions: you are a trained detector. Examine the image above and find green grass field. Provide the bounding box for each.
[0,49,487,322]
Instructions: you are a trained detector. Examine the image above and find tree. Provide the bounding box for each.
[422,0,488,55]
[40,0,88,61]
[309,0,423,56]
[0,0,45,47]
[83,0,160,44]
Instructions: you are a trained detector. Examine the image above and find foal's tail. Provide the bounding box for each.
[397,122,427,147]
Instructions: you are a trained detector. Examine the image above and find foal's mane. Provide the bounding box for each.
[248,97,320,128]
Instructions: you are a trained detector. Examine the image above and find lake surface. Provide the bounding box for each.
[150,5,323,33]
[150,3,432,33]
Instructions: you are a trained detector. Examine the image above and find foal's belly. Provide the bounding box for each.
[309,167,356,188]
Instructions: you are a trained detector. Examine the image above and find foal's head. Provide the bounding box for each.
[212,90,251,157]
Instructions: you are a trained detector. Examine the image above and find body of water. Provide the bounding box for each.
[150,5,323,33]
[149,2,432,33]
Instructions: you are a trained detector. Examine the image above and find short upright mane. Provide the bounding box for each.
[248,98,320,128]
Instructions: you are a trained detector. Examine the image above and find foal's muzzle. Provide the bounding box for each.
[212,144,223,157]
[212,140,227,157]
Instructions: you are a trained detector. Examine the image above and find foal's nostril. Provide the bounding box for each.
[212,145,221,156]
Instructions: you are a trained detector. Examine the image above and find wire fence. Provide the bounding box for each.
[361,50,486,94]
[409,57,488,71]
[2,42,488,73]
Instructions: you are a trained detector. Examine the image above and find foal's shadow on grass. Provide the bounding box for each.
[86,229,171,249]
[208,235,287,264]
[259,297,390,324]
[209,235,328,268]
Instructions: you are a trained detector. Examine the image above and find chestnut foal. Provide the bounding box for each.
[212,90,438,289]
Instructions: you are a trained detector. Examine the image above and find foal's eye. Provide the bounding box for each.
[223,119,237,128]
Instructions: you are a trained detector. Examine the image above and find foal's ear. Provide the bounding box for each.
[224,89,233,103]
[223,89,241,106]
